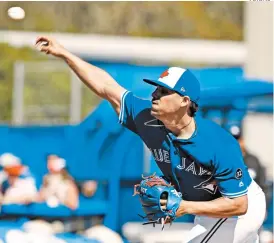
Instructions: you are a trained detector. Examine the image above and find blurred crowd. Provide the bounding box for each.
[0,153,123,243]
[0,153,98,208]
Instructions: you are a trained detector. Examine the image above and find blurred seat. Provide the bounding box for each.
[72,196,108,217]
[0,221,100,243]
[263,182,273,231]
[1,204,31,216]
[204,109,224,126]
[122,221,193,243]
[55,233,101,243]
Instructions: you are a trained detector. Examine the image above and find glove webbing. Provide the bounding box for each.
[145,177,171,187]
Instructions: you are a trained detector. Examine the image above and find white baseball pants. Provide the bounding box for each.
[184,180,266,243]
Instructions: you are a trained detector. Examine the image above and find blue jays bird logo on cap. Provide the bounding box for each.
[160,70,169,79]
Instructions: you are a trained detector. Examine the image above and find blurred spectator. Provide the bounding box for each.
[80,180,98,198]
[229,126,268,190]
[0,153,38,205]
[260,228,274,243]
[229,125,272,211]
[22,219,65,235]
[84,225,123,243]
[230,126,274,243]
[0,160,8,185]
[0,154,8,202]
[5,221,66,243]
[261,188,274,243]
[36,154,79,210]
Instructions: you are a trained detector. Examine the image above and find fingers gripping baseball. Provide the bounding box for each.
[35,36,65,57]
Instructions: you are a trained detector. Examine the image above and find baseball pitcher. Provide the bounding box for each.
[35,37,266,243]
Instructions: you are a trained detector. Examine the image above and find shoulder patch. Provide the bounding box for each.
[235,168,243,180]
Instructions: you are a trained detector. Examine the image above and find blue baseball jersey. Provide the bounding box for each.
[119,91,252,201]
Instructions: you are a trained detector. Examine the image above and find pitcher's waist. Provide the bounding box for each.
[247,179,264,196]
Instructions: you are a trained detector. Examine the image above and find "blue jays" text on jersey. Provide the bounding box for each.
[119,91,252,201]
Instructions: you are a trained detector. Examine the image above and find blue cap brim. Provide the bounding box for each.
[143,79,174,91]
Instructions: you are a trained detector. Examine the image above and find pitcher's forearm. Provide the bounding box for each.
[61,50,119,99]
[177,196,248,218]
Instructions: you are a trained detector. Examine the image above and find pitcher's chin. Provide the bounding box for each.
[150,110,160,118]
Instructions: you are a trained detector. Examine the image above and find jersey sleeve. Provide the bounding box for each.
[118,90,151,134]
[213,142,249,198]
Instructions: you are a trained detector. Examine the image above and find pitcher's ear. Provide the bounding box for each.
[180,96,190,107]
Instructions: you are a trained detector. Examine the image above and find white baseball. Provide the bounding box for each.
[8,7,25,20]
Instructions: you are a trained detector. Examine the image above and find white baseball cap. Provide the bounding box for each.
[49,158,66,171]
[0,153,21,167]
[143,67,201,105]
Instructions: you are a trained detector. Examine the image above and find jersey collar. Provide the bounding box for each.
[166,118,198,143]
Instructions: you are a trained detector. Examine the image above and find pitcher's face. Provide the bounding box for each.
[151,86,185,118]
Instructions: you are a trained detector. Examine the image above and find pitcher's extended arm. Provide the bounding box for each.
[35,36,126,114]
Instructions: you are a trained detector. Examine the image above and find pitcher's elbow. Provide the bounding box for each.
[238,204,248,215]
[231,195,248,216]
[236,198,248,215]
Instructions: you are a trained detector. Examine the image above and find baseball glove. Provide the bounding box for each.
[133,173,182,230]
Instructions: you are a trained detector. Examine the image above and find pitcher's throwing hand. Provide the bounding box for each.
[35,36,66,57]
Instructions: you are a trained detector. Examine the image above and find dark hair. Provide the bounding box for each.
[188,101,199,117]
